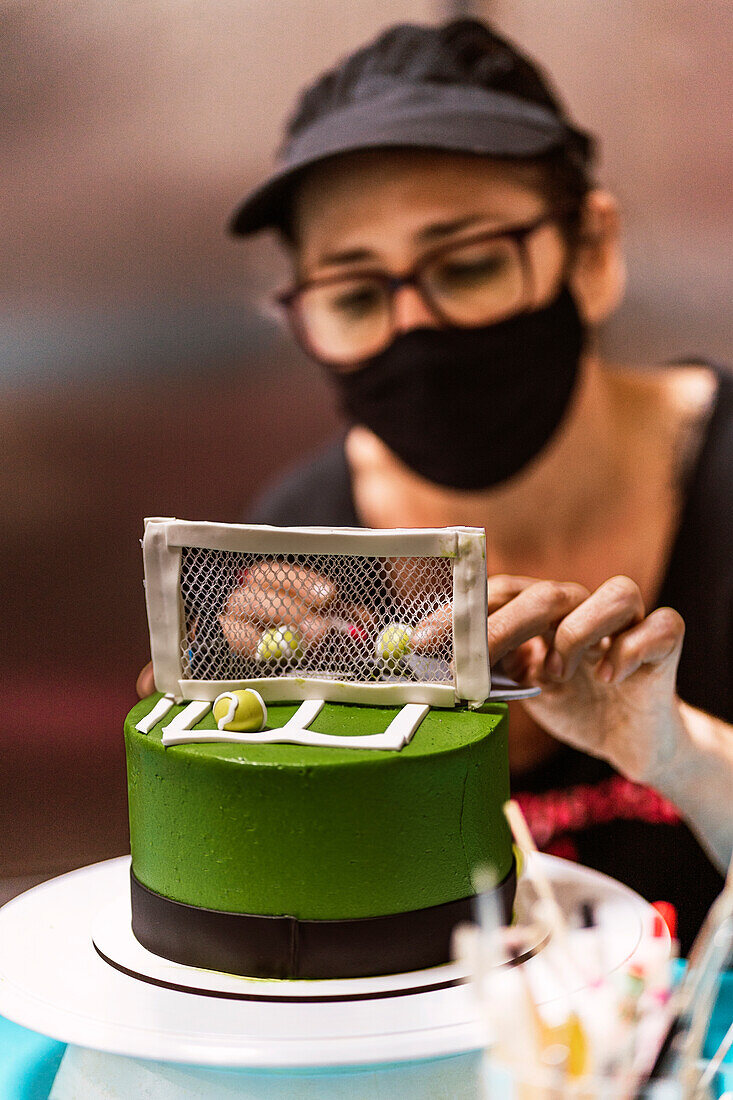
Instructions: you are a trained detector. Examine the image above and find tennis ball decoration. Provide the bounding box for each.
[375,623,413,668]
[213,689,267,733]
[256,625,303,663]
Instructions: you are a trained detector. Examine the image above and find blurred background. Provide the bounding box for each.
[1,0,731,898]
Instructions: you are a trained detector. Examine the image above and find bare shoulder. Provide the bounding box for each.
[608,362,718,448]
[603,360,713,495]
[654,364,719,483]
[659,362,719,416]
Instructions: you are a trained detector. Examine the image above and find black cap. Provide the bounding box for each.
[230,21,593,237]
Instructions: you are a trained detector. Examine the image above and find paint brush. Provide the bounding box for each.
[504,800,571,947]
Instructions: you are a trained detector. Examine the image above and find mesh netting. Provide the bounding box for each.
[179,547,454,686]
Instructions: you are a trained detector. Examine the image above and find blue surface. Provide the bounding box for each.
[705,963,733,1061]
[1,973,731,1099]
[0,1017,65,1100]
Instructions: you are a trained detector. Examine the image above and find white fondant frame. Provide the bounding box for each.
[179,677,454,708]
[159,699,430,752]
[142,519,490,707]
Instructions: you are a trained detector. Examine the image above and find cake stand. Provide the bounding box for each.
[0,853,663,1097]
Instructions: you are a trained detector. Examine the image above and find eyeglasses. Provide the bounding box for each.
[276,211,569,369]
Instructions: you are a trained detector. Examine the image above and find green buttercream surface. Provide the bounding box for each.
[125,695,511,920]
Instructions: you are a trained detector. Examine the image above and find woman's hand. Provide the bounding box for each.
[136,661,155,699]
[488,574,687,785]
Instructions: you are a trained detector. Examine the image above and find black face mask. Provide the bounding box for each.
[332,285,586,490]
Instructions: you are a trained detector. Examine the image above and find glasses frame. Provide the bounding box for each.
[275,209,575,367]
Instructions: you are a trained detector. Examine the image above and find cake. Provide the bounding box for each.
[124,519,515,979]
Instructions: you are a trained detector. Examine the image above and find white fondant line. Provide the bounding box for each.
[214,691,239,730]
[270,728,403,750]
[160,701,429,752]
[178,678,456,708]
[278,698,326,732]
[161,701,211,741]
[134,694,175,734]
[381,703,430,747]
[162,729,256,747]
[161,728,397,751]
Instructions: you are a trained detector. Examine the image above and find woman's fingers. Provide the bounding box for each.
[248,562,336,607]
[219,614,261,656]
[542,575,645,681]
[411,604,452,653]
[224,565,337,627]
[488,580,590,665]
[499,637,548,683]
[136,661,155,698]
[223,582,286,626]
[220,604,331,656]
[595,606,685,683]
[487,574,542,614]
[488,574,655,683]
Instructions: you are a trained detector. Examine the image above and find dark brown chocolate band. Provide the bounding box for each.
[130,861,516,980]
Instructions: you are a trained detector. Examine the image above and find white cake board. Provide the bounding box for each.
[0,854,661,1071]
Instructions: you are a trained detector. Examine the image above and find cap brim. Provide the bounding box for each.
[230,84,588,236]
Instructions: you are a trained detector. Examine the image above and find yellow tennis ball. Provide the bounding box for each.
[256,626,303,663]
[375,623,413,667]
[213,689,267,732]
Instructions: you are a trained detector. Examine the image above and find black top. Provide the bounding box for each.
[249,366,732,952]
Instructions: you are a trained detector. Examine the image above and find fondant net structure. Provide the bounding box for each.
[143,520,490,705]
[179,547,454,686]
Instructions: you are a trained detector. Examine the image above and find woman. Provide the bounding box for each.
[142,19,733,950]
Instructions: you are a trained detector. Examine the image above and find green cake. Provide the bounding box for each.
[125,519,515,978]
